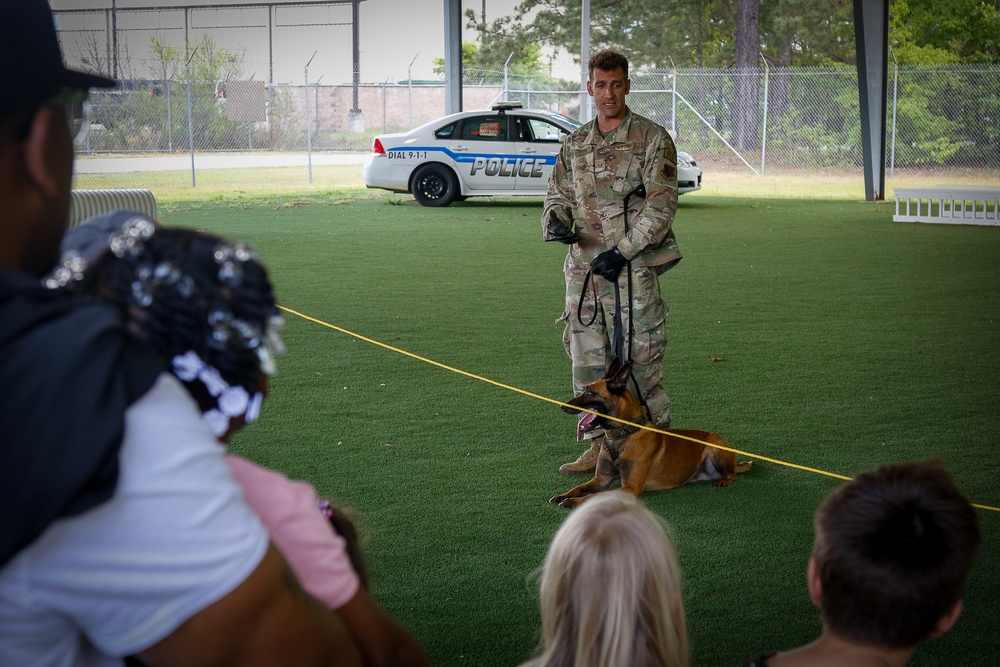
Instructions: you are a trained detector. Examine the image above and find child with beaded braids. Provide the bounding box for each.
[52,211,429,667]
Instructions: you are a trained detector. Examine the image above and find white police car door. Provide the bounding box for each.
[449,114,516,192]
[512,116,566,192]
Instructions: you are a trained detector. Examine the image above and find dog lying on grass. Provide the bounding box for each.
[551,360,752,509]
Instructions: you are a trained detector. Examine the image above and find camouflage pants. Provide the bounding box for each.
[561,262,670,436]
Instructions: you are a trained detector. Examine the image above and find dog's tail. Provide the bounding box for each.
[735,460,753,474]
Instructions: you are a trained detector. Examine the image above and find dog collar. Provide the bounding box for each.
[604,410,649,440]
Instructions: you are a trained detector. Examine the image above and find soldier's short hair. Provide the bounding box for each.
[813,459,981,648]
[588,50,629,81]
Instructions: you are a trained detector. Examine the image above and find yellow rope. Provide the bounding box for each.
[278,305,1000,513]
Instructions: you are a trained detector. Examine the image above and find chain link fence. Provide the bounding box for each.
[73,64,999,193]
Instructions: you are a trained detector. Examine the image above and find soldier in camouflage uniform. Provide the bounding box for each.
[542,49,682,475]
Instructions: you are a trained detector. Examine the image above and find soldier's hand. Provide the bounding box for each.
[545,211,581,245]
[591,248,627,282]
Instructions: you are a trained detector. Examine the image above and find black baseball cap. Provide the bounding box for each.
[0,0,116,116]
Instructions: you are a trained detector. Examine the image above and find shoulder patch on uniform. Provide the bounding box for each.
[663,164,677,179]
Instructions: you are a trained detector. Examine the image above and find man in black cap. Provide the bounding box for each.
[0,2,365,665]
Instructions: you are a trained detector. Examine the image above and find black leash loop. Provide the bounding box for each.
[576,267,599,328]
[572,182,652,418]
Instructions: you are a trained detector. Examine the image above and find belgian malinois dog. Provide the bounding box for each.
[551,360,752,508]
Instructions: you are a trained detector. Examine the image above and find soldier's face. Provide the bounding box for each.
[587,67,630,123]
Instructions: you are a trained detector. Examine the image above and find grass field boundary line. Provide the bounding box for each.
[280,305,1000,513]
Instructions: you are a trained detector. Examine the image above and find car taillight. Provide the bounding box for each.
[372,138,385,155]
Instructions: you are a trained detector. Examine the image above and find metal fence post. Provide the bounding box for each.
[408,52,418,129]
[166,79,173,151]
[503,52,513,101]
[314,74,323,139]
[382,77,389,132]
[305,51,316,184]
[760,53,769,175]
[669,56,677,134]
[890,48,898,178]
[185,49,197,188]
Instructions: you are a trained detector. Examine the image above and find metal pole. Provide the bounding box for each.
[105,10,111,79]
[305,51,316,184]
[111,0,119,79]
[889,47,898,178]
[167,79,173,151]
[580,0,591,123]
[186,49,197,188]
[503,52,513,102]
[382,77,388,132]
[84,99,91,152]
[669,55,677,134]
[268,5,274,86]
[759,52,769,175]
[351,0,360,113]
[315,74,323,136]
[407,53,419,129]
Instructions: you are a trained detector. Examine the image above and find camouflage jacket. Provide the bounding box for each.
[542,109,681,272]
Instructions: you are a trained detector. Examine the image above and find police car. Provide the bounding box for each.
[363,102,702,207]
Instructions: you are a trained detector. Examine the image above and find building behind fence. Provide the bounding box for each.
[75,64,999,187]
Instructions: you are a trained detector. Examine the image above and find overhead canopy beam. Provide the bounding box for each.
[443,0,462,114]
[853,0,889,201]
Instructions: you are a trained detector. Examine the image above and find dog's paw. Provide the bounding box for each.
[549,495,566,505]
[557,497,583,509]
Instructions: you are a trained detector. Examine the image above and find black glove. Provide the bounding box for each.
[591,247,627,282]
[545,211,581,245]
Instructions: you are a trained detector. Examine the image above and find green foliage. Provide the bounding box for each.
[84,35,259,152]
[433,10,546,79]
[892,0,1000,64]
[893,77,962,166]
[761,0,856,66]
[514,0,998,68]
[432,43,481,76]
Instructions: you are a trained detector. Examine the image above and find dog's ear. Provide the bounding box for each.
[606,359,632,394]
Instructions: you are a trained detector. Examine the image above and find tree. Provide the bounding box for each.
[892,0,999,63]
[433,10,545,79]
[149,37,182,83]
[731,0,759,148]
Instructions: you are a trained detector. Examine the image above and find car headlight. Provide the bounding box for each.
[677,151,697,167]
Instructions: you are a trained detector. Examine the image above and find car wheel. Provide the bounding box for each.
[411,164,459,207]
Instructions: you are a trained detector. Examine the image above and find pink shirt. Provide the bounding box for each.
[226,455,360,610]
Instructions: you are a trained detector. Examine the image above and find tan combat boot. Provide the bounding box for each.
[559,437,603,475]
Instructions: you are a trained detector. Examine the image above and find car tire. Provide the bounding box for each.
[411,164,459,207]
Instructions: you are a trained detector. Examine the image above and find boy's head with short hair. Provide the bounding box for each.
[811,459,981,649]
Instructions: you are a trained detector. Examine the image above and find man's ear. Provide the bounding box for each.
[930,599,964,638]
[807,557,822,607]
[23,107,63,198]
[586,79,594,97]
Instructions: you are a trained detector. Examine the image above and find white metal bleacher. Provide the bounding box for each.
[69,189,157,229]
[893,184,1000,226]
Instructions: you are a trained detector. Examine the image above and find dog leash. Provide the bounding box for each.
[574,183,651,417]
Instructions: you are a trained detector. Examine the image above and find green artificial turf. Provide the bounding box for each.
[167,194,1000,667]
